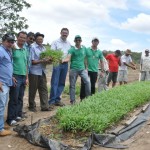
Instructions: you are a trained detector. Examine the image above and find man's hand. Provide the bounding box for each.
[0,82,3,92]
[25,78,29,86]
[12,77,17,87]
[132,66,136,70]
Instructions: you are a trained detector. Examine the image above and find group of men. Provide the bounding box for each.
[0,27,150,136]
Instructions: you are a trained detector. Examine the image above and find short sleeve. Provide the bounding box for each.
[99,50,103,60]
[106,54,110,60]
[51,41,57,50]
[68,47,74,55]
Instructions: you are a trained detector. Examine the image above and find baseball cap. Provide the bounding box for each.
[35,32,44,39]
[2,33,16,41]
[145,49,149,52]
[74,35,81,40]
[92,37,99,42]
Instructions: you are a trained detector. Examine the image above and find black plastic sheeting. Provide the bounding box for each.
[14,104,150,150]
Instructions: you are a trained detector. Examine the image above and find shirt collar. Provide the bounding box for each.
[75,45,83,49]
[59,37,67,43]
[90,47,98,51]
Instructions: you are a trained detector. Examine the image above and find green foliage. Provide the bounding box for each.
[0,0,31,37]
[40,47,63,66]
[56,81,150,133]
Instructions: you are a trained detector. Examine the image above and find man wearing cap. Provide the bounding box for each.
[140,49,150,81]
[118,49,136,85]
[28,32,51,112]
[6,31,29,126]
[106,50,121,87]
[80,37,104,100]
[62,35,91,104]
[0,33,15,135]
[49,28,71,107]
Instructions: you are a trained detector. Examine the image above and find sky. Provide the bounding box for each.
[21,0,150,52]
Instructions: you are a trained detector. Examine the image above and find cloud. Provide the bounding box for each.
[120,13,150,34]
[139,0,150,8]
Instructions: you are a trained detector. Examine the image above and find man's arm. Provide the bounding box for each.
[123,62,136,70]
[62,54,71,63]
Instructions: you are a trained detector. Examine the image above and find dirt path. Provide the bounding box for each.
[1,67,150,150]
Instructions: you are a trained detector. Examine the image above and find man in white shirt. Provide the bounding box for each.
[140,49,150,81]
[49,28,71,107]
[118,49,136,85]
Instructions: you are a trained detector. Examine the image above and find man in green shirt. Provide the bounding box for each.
[6,31,28,126]
[80,37,104,100]
[62,35,91,104]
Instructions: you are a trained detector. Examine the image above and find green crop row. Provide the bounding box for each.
[56,81,150,133]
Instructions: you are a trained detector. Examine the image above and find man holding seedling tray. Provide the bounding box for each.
[48,28,71,107]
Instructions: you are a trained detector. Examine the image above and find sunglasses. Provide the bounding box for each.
[7,41,15,44]
[29,37,35,41]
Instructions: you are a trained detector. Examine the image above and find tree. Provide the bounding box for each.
[0,0,31,38]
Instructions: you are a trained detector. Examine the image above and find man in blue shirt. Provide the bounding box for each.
[0,33,15,136]
[28,32,50,112]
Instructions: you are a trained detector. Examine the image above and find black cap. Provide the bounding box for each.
[2,33,16,41]
[35,32,44,39]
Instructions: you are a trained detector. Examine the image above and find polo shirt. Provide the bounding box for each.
[0,45,13,86]
[51,38,71,58]
[13,45,27,75]
[68,46,86,70]
[86,47,103,72]
[106,54,120,72]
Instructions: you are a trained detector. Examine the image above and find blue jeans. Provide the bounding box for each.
[7,75,26,124]
[69,69,91,102]
[0,84,9,131]
[49,63,68,104]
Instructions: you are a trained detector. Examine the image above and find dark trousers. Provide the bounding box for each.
[7,75,26,124]
[28,73,49,110]
[80,71,98,100]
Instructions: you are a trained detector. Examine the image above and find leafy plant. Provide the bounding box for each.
[40,48,63,66]
[56,81,150,133]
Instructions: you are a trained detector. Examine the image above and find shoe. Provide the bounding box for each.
[41,108,52,111]
[55,101,65,107]
[16,116,26,122]
[28,107,37,112]
[10,120,18,126]
[0,129,11,136]
[49,104,55,109]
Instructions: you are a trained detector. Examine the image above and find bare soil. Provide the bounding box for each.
[1,67,150,150]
